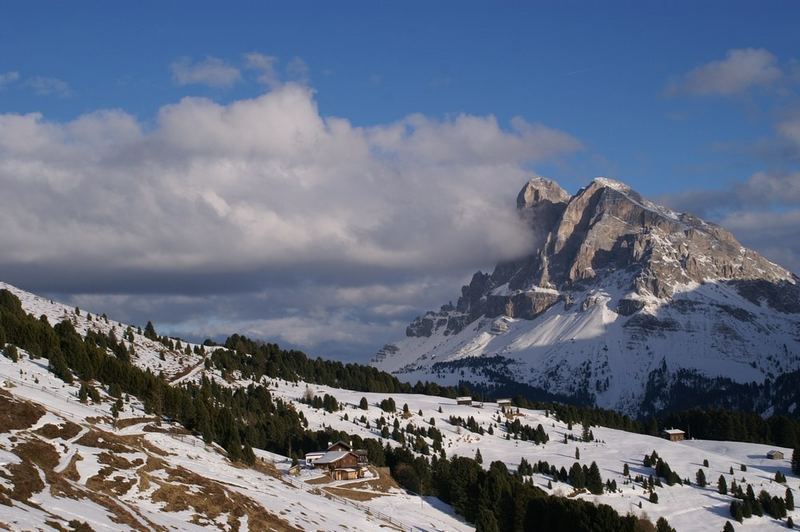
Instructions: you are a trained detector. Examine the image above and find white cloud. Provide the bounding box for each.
[0,84,582,358]
[667,48,782,96]
[244,52,280,88]
[24,76,72,97]
[170,56,241,88]
[0,84,580,284]
[0,71,20,89]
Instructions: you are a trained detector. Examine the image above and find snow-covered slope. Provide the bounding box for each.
[372,178,800,415]
[0,282,470,531]
[271,381,799,532]
[1,279,798,531]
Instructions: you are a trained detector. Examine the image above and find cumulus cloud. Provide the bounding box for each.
[667,48,782,96]
[170,56,242,88]
[244,52,280,87]
[0,85,580,358]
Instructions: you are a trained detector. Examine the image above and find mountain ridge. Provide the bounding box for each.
[372,177,800,415]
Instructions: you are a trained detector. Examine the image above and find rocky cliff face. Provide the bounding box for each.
[372,178,800,415]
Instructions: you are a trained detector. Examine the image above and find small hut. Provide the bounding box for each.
[661,428,685,442]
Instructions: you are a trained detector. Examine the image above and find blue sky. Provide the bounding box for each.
[3,2,797,193]
[1,2,799,360]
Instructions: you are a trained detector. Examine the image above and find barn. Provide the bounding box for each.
[661,428,685,442]
[767,450,784,460]
[456,396,472,406]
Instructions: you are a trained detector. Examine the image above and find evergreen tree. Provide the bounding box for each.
[144,320,157,340]
[569,462,585,489]
[649,491,659,504]
[786,487,794,511]
[730,500,743,523]
[475,508,500,532]
[785,516,792,528]
[49,351,72,383]
[655,517,676,532]
[586,461,603,494]
[475,448,483,464]
[357,396,368,410]
[722,521,735,532]
[575,447,580,460]
[623,463,630,477]
[696,468,707,487]
[3,344,18,362]
[718,475,728,495]
[792,447,799,475]
[78,383,88,403]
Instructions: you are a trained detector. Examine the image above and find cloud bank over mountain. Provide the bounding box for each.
[0,84,580,357]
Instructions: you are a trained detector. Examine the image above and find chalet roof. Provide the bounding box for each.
[304,451,325,458]
[456,396,472,401]
[496,398,512,404]
[662,428,685,435]
[327,440,352,450]
[767,450,783,456]
[314,451,353,465]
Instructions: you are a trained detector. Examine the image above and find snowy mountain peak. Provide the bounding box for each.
[373,177,800,414]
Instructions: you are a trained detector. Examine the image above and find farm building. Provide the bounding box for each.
[661,428,685,442]
[456,396,472,406]
[767,450,784,460]
[305,441,370,479]
[313,451,360,470]
[496,399,512,409]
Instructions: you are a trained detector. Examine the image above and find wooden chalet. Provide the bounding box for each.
[661,428,685,442]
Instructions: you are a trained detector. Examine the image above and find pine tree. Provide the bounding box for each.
[655,517,676,532]
[78,384,88,403]
[792,447,799,475]
[359,397,368,410]
[575,447,580,460]
[730,500,743,523]
[786,487,794,511]
[718,475,728,495]
[475,448,483,464]
[649,491,659,504]
[696,468,707,487]
[623,463,630,477]
[49,351,73,383]
[586,461,603,494]
[722,521,735,532]
[3,344,18,362]
[475,507,500,532]
[569,462,585,489]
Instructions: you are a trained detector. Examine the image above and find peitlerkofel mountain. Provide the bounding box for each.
[372,177,800,415]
